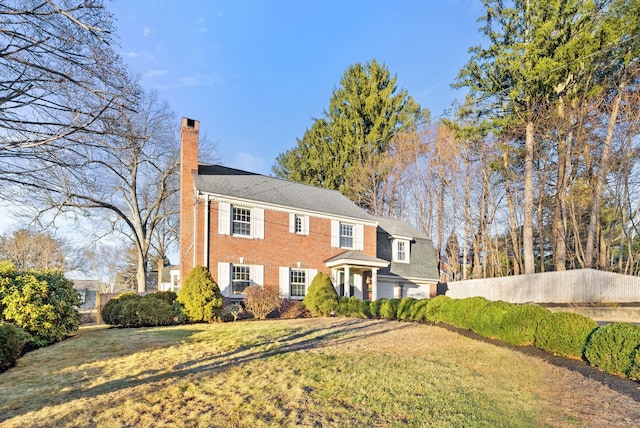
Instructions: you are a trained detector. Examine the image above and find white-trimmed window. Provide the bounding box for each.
[289,269,306,298]
[289,213,309,235]
[340,223,354,248]
[279,267,317,299]
[218,202,264,239]
[232,265,251,295]
[331,220,363,250]
[232,207,251,236]
[392,239,410,263]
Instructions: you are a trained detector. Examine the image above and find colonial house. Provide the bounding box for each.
[179,117,439,300]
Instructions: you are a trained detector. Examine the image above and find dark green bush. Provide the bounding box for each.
[534,312,597,359]
[585,323,640,378]
[0,263,81,347]
[410,299,430,321]
[470,301,515,339]
[101,292,138,326]
[499,304,551,346]
[102,293,180,327]
[154,291,178,305]
[397,298,417,320]
[425,295,455,323]
[302,272,339,316]
[448,296,490,330]
[137,295,176,326]
[630,349,640,381]
[177,265,223,322]
[380,298,400,320]
[0,323,31,371]
[358,299,371,319]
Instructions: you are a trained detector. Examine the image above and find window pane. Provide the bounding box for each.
[232,207,251,236]
[295,215,303,233]
[340,223,353,248]
[397,241,406,261]
[290,269,306,297]
[232,265,251,294]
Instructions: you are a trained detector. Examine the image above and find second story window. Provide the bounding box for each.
[392,238,410,263]
[232,206,251,236]
[294,215,303,233]
[340,223,354,248]
[397,240,407,261]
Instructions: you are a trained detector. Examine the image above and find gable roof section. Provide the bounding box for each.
[194,164,373,221]
[375,217,439,282]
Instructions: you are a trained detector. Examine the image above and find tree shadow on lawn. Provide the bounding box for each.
[0,318,411,423]
[431,321,640,403]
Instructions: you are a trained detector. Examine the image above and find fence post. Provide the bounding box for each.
[96,292,102,325]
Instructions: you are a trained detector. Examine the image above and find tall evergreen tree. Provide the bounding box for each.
[273,59,424,211]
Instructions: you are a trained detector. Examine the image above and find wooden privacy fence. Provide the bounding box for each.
[444,268,640,304]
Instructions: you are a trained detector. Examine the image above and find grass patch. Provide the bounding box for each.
[0,319,637,427]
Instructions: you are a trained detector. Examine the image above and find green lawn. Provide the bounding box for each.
[0,318,637,427]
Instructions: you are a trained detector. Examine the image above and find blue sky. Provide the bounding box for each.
[110,0,485,174]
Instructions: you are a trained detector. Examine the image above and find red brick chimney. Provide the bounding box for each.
[179,117,199,287]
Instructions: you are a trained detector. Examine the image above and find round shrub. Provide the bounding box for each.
[397,298,417,320]
[470,301,515,339]
[380,298,400,320]
[154,291,178,305]
[410,299,430,321]
[0,323,31,371]
[534,312,598,359]
[585,323,640,378]
[0,264,81,347]
[101,292,138,326]
[137,295,176,326]
[426,295,455,323]
[177,265,223,322]
[448,296,490,330]
[302,272,339,316]
[499,304,551,346]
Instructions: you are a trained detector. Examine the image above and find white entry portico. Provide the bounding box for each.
[324,251,389,301]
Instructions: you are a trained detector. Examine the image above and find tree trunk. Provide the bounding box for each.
[523,120,535,274]
[585,87,623,267]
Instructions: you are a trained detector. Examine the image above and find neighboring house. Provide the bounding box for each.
[158,264,181,293]
[72,279,101,323]
[179,117,439,301]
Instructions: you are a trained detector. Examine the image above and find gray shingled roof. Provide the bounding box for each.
[376,220,439,281]
[325,250,389,266]
[194,165,373,220]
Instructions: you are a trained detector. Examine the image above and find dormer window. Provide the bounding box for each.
[392,238,410,263]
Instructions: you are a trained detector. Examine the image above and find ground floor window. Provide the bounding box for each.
[232,265,250,295]
[290,269,306,298]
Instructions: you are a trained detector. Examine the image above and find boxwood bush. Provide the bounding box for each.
[0,323,31,371]
[585,323,640,378]
[425,295,455,324]
[534,312,598,359]
[369,298,385,319]
[470,300,515,339]
[102,293,181,327]
[499,304,551,346]
[448,296,490,330]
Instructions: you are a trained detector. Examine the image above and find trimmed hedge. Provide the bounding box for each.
[380,298,400,320]
[397,298,417,320]
[0,323,31,371]
[448,296,490,330]
[534,312,598,359]
[499,304,551,346]
[410,299,430,321]
[101,293,182,328]
[425,295,455,323]
[585,323,640,378]
[470,301,515,339]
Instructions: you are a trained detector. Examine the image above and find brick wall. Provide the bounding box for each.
[196,200,377,288]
